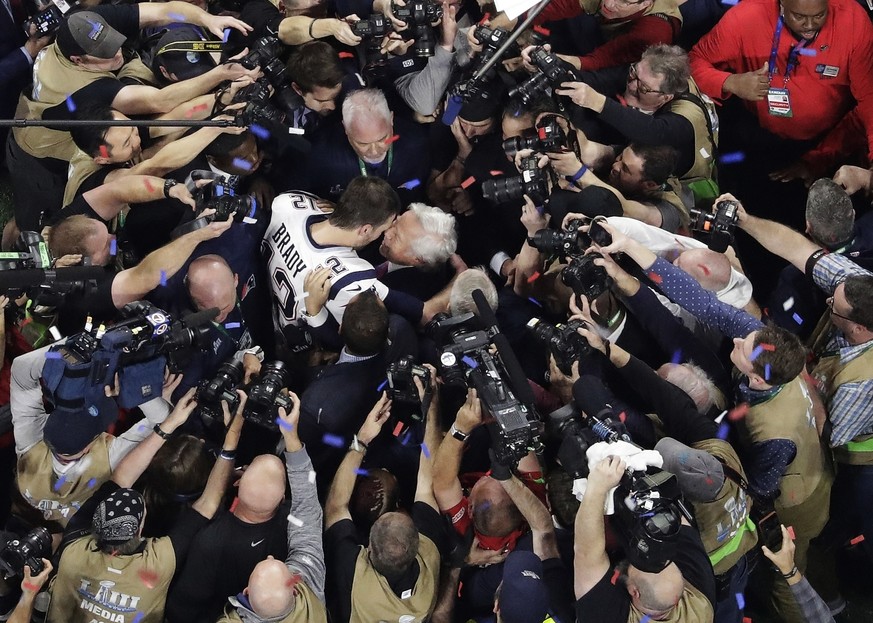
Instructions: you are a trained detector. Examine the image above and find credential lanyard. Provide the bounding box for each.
[357,145,394,178]
[768,15,811,86]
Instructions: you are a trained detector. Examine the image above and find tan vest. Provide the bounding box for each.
[13,44,154,162]
[628,581,713,623]
[741,377,826,511]
[579,0,683,36]
[812,341,873,465]
[651,177,691,229]
[216,582,327,623]
[349,535,440,623]
[690,439,757,576]
[15,435,112,529]
[665,78,718,184]
[64,149,105,207]
[47,535,175,623]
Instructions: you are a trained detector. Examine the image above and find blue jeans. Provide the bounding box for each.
[714,552,751,623]
[831,463,873,563]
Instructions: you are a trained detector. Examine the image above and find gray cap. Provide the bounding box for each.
[57,11,126,59]
[656,437,725,502]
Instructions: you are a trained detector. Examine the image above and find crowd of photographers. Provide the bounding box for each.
[0,0,871,620]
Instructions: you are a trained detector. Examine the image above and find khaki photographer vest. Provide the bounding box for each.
[812,341,873,465]
[665,79,718,184]
[48,535,175,623]
[348,535,440,623]
[688,439,757,576]
[63,149,104,207]
[628,581,713,623]
[217,582,327,623]
[12,44,154,163]
[741,377,826,510]
[579,0,683,35]
[14,434,112,529]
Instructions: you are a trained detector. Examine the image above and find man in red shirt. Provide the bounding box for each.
[689,0,873,177]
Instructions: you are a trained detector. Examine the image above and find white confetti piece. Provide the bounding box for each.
[288,513,304,527]
[782,297,794,311]
[308,470,316,484]
[107,567,122,575]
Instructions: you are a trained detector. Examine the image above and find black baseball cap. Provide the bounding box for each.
[152,27,217,81]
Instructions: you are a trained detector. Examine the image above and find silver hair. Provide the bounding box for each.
[342,88,391,130]
[450,267,498,316]
[641,44,690,94]
[407,203,457,266]
[663,362,725,414]
[806,178,854,246]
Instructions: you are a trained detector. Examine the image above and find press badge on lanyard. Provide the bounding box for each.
[766,15,810,117]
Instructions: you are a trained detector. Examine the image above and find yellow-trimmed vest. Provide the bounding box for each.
[812,341,873,465]
[628,582,713,623]
[47,535,175,623]
[348,534,440,623]
[579,0,683,36]
[14,434,112,529]
[216,582,328,623]
[13,44,154,163]
[740,377,826,511]
[689,439,757,576]
[665,78,718,185]
[651,177,691,229]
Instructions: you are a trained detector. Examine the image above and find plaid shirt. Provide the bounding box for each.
[811,253,873,447]
[790,577,836,623]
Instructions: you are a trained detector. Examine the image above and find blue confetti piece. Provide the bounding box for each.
[322,433,344,448]
[462,355,478,369]
[87,478,97,489]
[671,349,682,364]
[160,270,167,286]
[528,297,543,307]
[400,430,413,446]
[224,322,241,329]
[232,157,253,171]
[249,124,271,140]
[132,612,144,623]
[798,48,817,56]
[223,28,231,42]
[719,151,746,164]
[45,351,63,359]
[640,616,652,623]
[65,96,76,113]
[377,379,388,392]
[110,238,117,257]
[792,312,803,325]
[421,442,430,458]
[749,344,765,361]
[765,363,771,381]
[354,468,369,476]
[736,593,745,610]
[399,178,421,190]
[53,475,67,492]
[717,422,730,440]
[168,12,186,20]
[720,0,739,4]
[276,417,294,431]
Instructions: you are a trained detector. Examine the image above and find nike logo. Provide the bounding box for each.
[251,539,265,547]
[348,285,362,292]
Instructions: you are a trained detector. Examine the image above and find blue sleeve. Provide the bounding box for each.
[649,257,764,339]
[383,289,424,325]
[0,47,30,90]
[745,438,797,500]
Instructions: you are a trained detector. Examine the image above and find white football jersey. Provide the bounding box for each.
[262,192,388,326]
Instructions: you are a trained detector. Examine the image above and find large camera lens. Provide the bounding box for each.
[0,527,51,579]
[200,360,244,404]
[482,175,525,204]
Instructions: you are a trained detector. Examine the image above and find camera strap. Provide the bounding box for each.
[155,40,227,56]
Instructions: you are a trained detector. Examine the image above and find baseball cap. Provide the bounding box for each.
[656,437,725,503]
[152,27,217,82]
[56,11,126,60]
[42,395,118,456]
[459,81,505,123]
[92,488,145,545]
[497,551,550,623]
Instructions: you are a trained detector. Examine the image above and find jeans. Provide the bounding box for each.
[714,552,751,623]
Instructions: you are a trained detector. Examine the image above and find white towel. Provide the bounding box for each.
[572,441,664,514]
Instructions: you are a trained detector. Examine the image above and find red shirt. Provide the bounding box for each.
[689,0,873,157]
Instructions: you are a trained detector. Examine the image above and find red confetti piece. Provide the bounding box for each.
[338,51,355,59]
[527,271,541,284]
[533,25,550,35]
[759,343,776,351]
[786,526,795,540]
[850,534,865,545]
[229,497,240,513]
[286,573,302,588]
[697,263,711,276]
[144,179,155,193]
[743,618,753,623]
[460,176,476,189]
[393,421,404,437]
[99,145,109,159]
[489,170,503,176]
[138,569,159,589]
[610,568,620,585]
[727,403,749,421]
[384,134,400,145]
[647,271,663,284]
[618,411,626,423]
[185,103,208,119]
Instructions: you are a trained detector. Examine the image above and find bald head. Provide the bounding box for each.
[674,248,731,292]
[186,255,238,322]
[470,476,524,537]
[627,563,685,614]
[238,455,286,517]
[247,557,297,618]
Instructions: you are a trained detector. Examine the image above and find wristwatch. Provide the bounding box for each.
[163,178,179,198]
[449,423,469,442]
[349,434,368,454]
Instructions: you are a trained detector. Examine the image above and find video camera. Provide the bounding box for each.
[509,47,576,105]
[171,173,260,239]
[526,317,591,374]
[22,0,76,37]
[0,528,51,579]
[689,199,738,253]
[392,0,443,57]
[427,291,540,466]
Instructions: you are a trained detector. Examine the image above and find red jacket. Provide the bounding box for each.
[689,0,873,158]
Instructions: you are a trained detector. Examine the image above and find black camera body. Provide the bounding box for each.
[503,117,567,159]
[238,36,285,74]
[689,199,739,253]
[0,528,51,579]
[471,25,519,79]
[171,177,260,239]
[352,13,393,65]
[197,359,244,426]
[233,36,301,122]
[386,356,430,406]
[392,0,443,57]
[245,361,293,429]
[482,155,551,205]
[562,252,613,301]
[509,47,576,104]
[527,317,591,375]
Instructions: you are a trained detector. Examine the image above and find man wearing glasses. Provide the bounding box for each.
[730,191,873,570]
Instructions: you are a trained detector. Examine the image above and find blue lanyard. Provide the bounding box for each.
[768,15,811,84]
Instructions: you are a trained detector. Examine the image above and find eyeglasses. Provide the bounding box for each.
[826,296,854,322]
[628,64,666,96]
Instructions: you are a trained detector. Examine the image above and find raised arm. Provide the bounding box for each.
[499,474,558,560]
[80,175,194,221]
[415,368,441,511]
[432,388,481,511]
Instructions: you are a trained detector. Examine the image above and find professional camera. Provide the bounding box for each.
[233,36,301,119]
[428,310,540,465]
[689,199,738,253]
[197,359,245,426]
[470,25,520,79]
[171,176,260,239]
[238,36,287,83]
[482,155,552,205]
[230,79,293,127]
[0,230,52,272]
[245,361,294,429]
[548,405,632,477]
[503,117,568,159]
[352,13,393,65]
[386,356,430,406]
[526,317,591,374]
[508,47,576,105]
[562,252,613,301]
[392,0,443,57]
[0,528,51,579]
[22,0,77,37]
